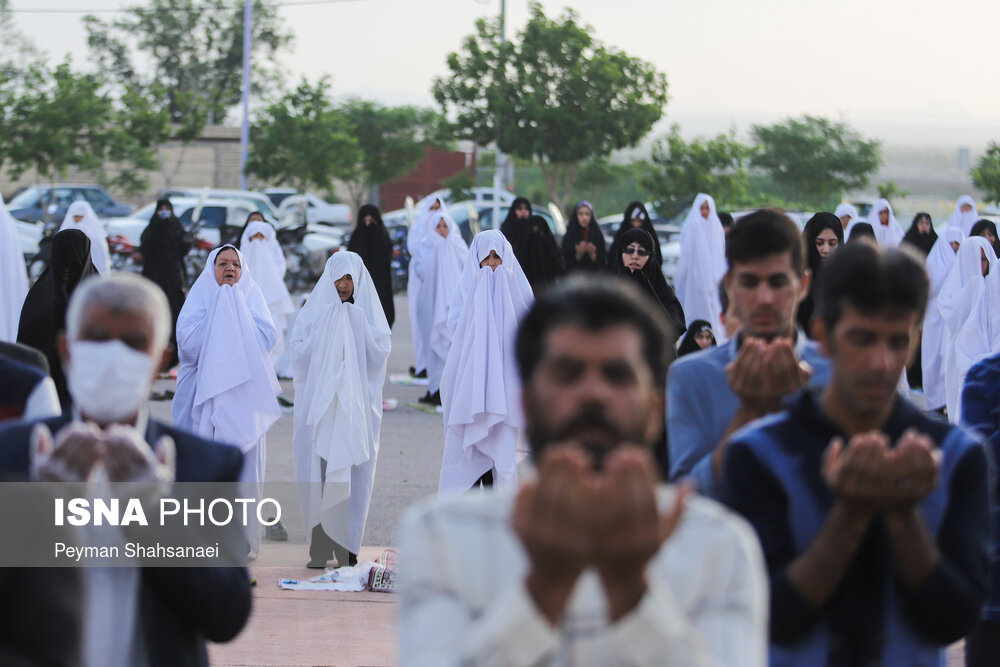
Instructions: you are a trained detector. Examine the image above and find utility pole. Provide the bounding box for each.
[491,0,505,227]
[239,0,252,191]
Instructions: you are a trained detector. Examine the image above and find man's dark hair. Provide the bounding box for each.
[816,241,929,331]
[718,277,729,314]
[725,209,805,276]
[516,275,674,388]
[718,211,735,231]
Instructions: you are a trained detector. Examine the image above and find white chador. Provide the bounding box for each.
[59,201,111,275]
[406,196,445,374]
[414,210,468,393]
[920,228,964,410]
[937,236,996,421]
[676,193,727,339]
[240,221,295,365]
[856,198,904,247]
[955,258,1000,409]
[172,245,282,553]
[438,231,534,495]
[947,195,979,237]
[0,195,28,342]
[291,252,391,554]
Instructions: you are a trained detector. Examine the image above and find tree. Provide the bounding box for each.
[339,98,447,213]
[433,2,668,212]
[245,78,360,195]
[877,180,910,201]
[84,0,291,185]
[750,115,881,208]
[643,124,752,215]
[972,142,1000,204]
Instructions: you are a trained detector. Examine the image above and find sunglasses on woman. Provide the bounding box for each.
[623,246,650,257]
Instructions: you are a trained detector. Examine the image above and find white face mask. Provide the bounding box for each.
[66,340,157,423]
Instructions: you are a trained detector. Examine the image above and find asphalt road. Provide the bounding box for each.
[149,291,445,551]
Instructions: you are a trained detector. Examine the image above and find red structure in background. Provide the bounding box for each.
[379,146,476,211]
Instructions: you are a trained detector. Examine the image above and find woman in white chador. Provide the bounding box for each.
[291,251,391,568]
[921,228,964,410]
[0,195,28,342]
[172,245,282,555]
[954,257,1000,410]
[406,195,445,377]
[413,209,468,403]
[856,198,904,247]
[240,220,294,365]
[439,230,534,495]
[676,193,726,339]
[947,195,979,236]
[936,236,996,421]
[59,201,111,275]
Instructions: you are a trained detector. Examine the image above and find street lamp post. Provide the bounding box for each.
[239,0,252,191]
[491,0,505,228]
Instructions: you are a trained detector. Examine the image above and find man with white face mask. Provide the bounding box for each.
[0,273,252,666]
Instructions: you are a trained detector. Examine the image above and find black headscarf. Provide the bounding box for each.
[847,223,875,244]
[609,228,685,331]
[797,213,844,334]
[901,212,937,257]
[514,215,564,291]
[500,197,532,248]
[140,198,190,356]
[970,219,1000,258]
[560,200,606,272]
[677,319,716,357]
[347,204,395,328]
[17,229,98,408]
[608,201,662,267]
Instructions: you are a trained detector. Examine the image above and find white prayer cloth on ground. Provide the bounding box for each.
[439,231,533,494]
[59,201,111,275]
[241,221,295,365]
[858,198,905,247]
[290,251,391,554]
[407,196,446,373]
[921,228,965,409]
[676,193,726,339]
[414,211,468,393]
[172,245,281,451]
[937,236,996,420]
[0,195,28,342]
[947,195,979,237]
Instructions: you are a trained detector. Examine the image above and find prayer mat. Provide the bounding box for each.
[390,374,429,386]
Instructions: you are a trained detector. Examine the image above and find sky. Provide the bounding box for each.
[8,0,1000,148]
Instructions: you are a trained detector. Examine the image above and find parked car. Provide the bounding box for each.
[158,187,281,222]
[421,187,517,208]
[445,201,562,245]
[7,184,133,223]
[277,193,351,226]
[262,187,299,209]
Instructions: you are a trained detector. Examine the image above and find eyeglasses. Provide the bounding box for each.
[623,246,650,257]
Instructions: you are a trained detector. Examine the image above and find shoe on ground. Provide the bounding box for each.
[277,395,294,408]
[265,519,288,542]
[306,558,329,569]
[417,390,434,404]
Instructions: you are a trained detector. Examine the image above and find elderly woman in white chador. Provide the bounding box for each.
[676,193,727,340]
[60,200,111,275]
[172,244,282,556]
[0,195,28,342]
[240,220,294,366]
[438,230,534,495]
[291,251,391,568]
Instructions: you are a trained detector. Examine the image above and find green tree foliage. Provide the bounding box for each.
[972,142,1000,204]
[433,2,667,212]
[877,180,910,201]
[644,125,752,215]
[246,78,360,194]
[339,98,447,212]
[750,115,881,208]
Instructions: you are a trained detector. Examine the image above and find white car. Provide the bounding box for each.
[420,187,516,208]
[277,193,351,227]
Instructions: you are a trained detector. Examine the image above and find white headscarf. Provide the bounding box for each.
[439,233,534,494]
[920,227,966,410]
[240,220,294,363]
[415,211,468,393]
[834,203,859,227]
[447,230,533,336]
[406,195,446,373]
[172,245,281,450]
[0,195,28,342]
[676,193,726,337]
[954,258,1000,409]
[947,195,979,237]
[861,199,905,247]
[937,236,996,420]
[59,201,111,275]
[290,251,391,553]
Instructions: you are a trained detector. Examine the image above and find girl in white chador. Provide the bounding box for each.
[439,230,534,495]
[856,198,904,247]
[60,201,111,275]
[406,195,445,377]
[413,210,468,403]
[921,227,964,411]
[172,245,282,556]
[291,251,391,568]
[676,193,726,339]
[936,236,996,421]
[240,220,294,365]
[947,195,979,236]
[0,195,28,342]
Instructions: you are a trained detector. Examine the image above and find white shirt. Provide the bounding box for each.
[398,486,768,667]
